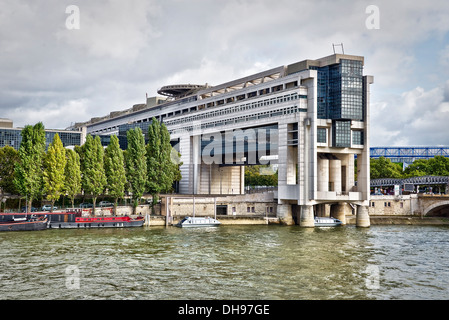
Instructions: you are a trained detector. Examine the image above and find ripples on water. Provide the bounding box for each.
[1,225,448,300]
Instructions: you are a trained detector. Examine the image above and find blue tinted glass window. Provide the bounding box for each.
[317,128,327,143]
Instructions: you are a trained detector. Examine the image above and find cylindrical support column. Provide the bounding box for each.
[356,205,370,228]
[318,158,329,192]
[329,159,342,193]
[277,204,294,226]
[330,203,349,225]
[300,205,315,227]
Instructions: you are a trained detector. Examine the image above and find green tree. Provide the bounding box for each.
[245,165,278,187]
[64,149,82,208]
[0,146,19,195]
[81,135,106,214]
[427,156,449,176]
[43,134,66,212]
[404,156,449,178]
[370,156,403,179]
[104,135,126,215]
[125,128,147,214]
[146,118,182,208]
[403,159,429,178]
[14,123,46,212]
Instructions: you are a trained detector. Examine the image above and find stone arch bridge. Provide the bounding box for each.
[417,194,449,217]
[370,176,449,217]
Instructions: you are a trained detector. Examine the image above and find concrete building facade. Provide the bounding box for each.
[74,54,373,227]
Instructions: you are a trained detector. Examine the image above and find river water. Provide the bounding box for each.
[1,224,449,300]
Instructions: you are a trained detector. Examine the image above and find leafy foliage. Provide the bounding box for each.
[43,134,66,211]
[125,127,147,212]
[146,118,182,205]
[245,165,278,187]
[105,135,126,214]
[0,146,19,194]
[13,123,46,212]
[370,156,403,179]
[80,135,106,211]
[64,149,82,208]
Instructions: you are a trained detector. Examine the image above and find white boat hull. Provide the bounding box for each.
[314,217,342,227]
[176,217,221,228]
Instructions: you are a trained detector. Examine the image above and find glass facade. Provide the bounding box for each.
[0,128,81,151]
[310,58,364,148]
[340,59,363,120]
[352,130,364,145]
[312,59,363,122]
[0,129,21,149]
[332,120,351,148]
[117,122,150,150]
[317,128,327,143]
[45,131,82,150]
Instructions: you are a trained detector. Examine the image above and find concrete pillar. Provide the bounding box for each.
[356,205,370,228]
[329,159,342,193]
[277,204,294,225]
[240,166,245,194]
[318,158,329,192]
[300,205,315,227]
[330,203,349,225]
[192,135,201,194]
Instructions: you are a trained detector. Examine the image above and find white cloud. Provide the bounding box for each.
[371,81,449,146]
[4,98,90,129]
[1,0,449,147]
[55,1,161,60]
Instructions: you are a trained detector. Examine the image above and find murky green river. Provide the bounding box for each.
[1,224,448,300]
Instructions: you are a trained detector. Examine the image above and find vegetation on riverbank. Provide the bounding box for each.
[0,118,182,213]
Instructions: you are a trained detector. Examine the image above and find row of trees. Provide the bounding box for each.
[370,156,449,179]
[0,118,181,214]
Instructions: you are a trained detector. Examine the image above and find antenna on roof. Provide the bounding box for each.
[332,43,345,54]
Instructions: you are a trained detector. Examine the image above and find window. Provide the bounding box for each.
[314,59,364,121]
[317,128,327,143]
[352,130,364,145]
[332,120,351,147]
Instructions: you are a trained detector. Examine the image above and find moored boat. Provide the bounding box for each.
[47,211,145,229]
[1,210,145,229]
[0,216,48,232]
[176,216,221,228]
[314,216,342,227]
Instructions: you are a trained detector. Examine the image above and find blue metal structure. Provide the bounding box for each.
[371,176,449,188]
[370,146,449,164]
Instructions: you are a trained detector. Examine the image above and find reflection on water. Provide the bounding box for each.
[1,225,449,300]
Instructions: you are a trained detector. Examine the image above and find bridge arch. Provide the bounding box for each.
[423,201,449,217]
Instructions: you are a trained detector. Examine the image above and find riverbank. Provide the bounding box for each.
[346,215,449,226]
[146,214,449,226]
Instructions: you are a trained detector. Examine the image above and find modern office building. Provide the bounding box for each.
[0,118,84,151]
[73,53,373,227]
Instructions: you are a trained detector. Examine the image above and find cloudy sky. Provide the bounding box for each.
[1,0,449,147]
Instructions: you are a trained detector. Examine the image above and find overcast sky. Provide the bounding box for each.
[1,0,449,147]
